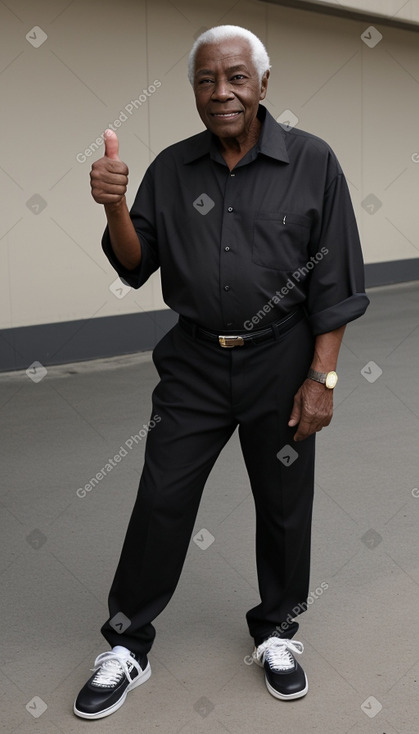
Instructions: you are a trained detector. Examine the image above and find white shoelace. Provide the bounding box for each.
[91,650,140,688]
[252,638,304,672]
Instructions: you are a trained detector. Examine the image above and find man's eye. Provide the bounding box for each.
[199,79,213,85]
[231,75,245,81]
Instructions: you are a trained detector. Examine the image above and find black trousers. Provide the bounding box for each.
[101,315,316,656]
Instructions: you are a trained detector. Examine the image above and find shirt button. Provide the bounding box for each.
[230,173,235,177]
[226,322,233,326]
[224,285,230,291]
[227,206,233,212]
[224,246,230,252]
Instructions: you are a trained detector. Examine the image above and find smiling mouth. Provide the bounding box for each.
[210,112,242,118]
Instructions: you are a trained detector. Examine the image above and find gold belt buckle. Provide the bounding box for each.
[218,335,245,348]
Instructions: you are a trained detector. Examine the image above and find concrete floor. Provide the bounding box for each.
[1,282,419,734]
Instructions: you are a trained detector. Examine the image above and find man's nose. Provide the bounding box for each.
[212,79,234,100]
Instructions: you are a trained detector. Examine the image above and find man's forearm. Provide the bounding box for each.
[310,325,346,372]
[104,198,142,271]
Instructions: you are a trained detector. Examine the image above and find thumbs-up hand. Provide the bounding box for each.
[90,129,129,206]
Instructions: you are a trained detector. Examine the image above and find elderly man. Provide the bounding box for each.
[74,25,368,719]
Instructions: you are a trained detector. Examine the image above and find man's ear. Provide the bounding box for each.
[260,69,270,100]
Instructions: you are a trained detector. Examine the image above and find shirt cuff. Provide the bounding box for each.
[307,293,370,335]
[101,228,145,289]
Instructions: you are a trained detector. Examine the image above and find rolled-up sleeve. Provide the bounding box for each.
[101,167,160,289]
[306,171,369,335]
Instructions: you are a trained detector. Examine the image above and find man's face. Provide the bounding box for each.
[193,37,269,144]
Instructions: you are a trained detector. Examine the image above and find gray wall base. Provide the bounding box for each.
[1,260,418,372]
[364,259,419,287]
[0,309,178,373]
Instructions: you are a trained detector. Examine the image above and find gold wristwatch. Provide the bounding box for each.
[307,368,338,389]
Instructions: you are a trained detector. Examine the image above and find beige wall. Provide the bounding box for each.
[1,0,419,330]
[287,0,419,24]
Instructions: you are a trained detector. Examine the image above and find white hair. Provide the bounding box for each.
[188,25,271,85]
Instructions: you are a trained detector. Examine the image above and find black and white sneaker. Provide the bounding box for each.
[252,636,308,700]
[74,645,151,719]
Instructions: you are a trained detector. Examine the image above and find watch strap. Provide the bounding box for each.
[307,368,327,384]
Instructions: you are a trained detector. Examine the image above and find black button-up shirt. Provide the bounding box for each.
[102,105,369,335]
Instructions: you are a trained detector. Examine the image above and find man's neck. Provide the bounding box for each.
[218,117,262,170]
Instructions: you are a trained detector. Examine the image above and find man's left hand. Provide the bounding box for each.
[288,379,333,442]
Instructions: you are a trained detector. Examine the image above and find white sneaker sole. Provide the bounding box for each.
[73,661,151,720]
[265,672,308,700]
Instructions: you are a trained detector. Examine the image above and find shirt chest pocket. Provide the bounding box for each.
[252,212,312,271]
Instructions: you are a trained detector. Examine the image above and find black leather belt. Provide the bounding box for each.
[179,309,304,348]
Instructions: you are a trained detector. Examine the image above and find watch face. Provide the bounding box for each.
[326,371,338,389]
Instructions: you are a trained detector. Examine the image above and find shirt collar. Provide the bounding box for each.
[182,105,289,165]
[255,105,289,164]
